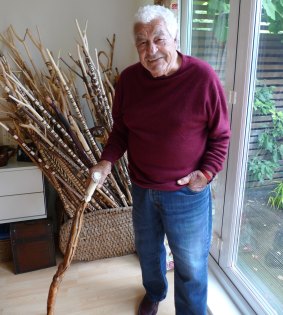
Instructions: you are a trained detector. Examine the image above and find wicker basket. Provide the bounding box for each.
[59,206,135,261]
[0,239,12,262]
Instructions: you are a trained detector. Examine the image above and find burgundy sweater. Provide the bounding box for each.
[101,53,231,190]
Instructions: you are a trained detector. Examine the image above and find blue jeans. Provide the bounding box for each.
[132,183,212,315]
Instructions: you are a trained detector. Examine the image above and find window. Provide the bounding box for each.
[180,0,235,262]
[181,0,283,314]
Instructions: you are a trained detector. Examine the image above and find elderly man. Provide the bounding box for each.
[90,5,230,315]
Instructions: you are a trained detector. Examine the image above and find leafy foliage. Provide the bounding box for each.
[248,84,283,183]
[268,181,283,209]
[208,0,230,43]
[262,0,283,34]
[200,0,230,43]
[248,157,278,183]
[194,0,283,44]
[253,85,275,114]
[270,110,283,137]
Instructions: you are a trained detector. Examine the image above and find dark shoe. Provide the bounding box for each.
[138,294,159,315]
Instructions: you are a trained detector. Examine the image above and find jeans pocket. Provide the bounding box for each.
[184,185,208,194]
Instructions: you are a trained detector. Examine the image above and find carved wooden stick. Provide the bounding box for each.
[47,173,101,315]
[46,48,99,164]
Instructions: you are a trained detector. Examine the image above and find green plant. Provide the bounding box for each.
[205,0,230,43]
[253,84,275,114]
[268,181,283,209]
[248,83,283,183]
[195,0,283,45]
[270,110,283,138]
[248,157,278,183]
[193,1,230,43]
[262,0,283,34]
[258,129,283,163]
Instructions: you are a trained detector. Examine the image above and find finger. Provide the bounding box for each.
[177,174,192,185]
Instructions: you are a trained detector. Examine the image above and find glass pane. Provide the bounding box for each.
[236,3,283,313]
[190,0,230,258]
[191,0,230,84]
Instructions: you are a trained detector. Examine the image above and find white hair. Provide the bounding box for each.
[134,5,178,39]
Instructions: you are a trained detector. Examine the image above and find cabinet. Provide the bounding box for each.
[0,158,46,223]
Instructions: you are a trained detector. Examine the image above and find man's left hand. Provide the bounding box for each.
[177,170,209,192]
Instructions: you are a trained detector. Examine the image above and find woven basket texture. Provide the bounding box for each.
[59,206,135,261]
[0,239,12,262]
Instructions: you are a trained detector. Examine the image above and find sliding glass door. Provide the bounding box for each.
[181,0,283,313]
[181,0,238,260]
[232,2,283,313]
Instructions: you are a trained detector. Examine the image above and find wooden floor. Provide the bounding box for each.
[0,253,175,315]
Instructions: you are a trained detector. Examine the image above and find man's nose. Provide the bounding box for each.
[147,42,158,54]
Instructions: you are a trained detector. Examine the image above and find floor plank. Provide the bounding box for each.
[0,254,175,315]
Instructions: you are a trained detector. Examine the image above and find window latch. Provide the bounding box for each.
[228,90,237,105]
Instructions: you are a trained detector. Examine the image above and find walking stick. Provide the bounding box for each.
[47,172,102,315]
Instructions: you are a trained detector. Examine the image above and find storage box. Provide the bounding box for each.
[10,219,56,274]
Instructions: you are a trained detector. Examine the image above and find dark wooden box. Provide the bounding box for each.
[10,219,56,274]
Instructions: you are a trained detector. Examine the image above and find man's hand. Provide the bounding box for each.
[177,170,211,192]
[89,160,112,189]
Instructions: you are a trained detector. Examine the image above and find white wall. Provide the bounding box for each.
[0,0,152,72]
[0,0,154,221]
[0,0,153,146]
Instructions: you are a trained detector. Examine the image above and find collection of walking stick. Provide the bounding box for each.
[0,21,132,314]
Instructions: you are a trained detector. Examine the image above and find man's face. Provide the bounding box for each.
[134,18,179,77]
